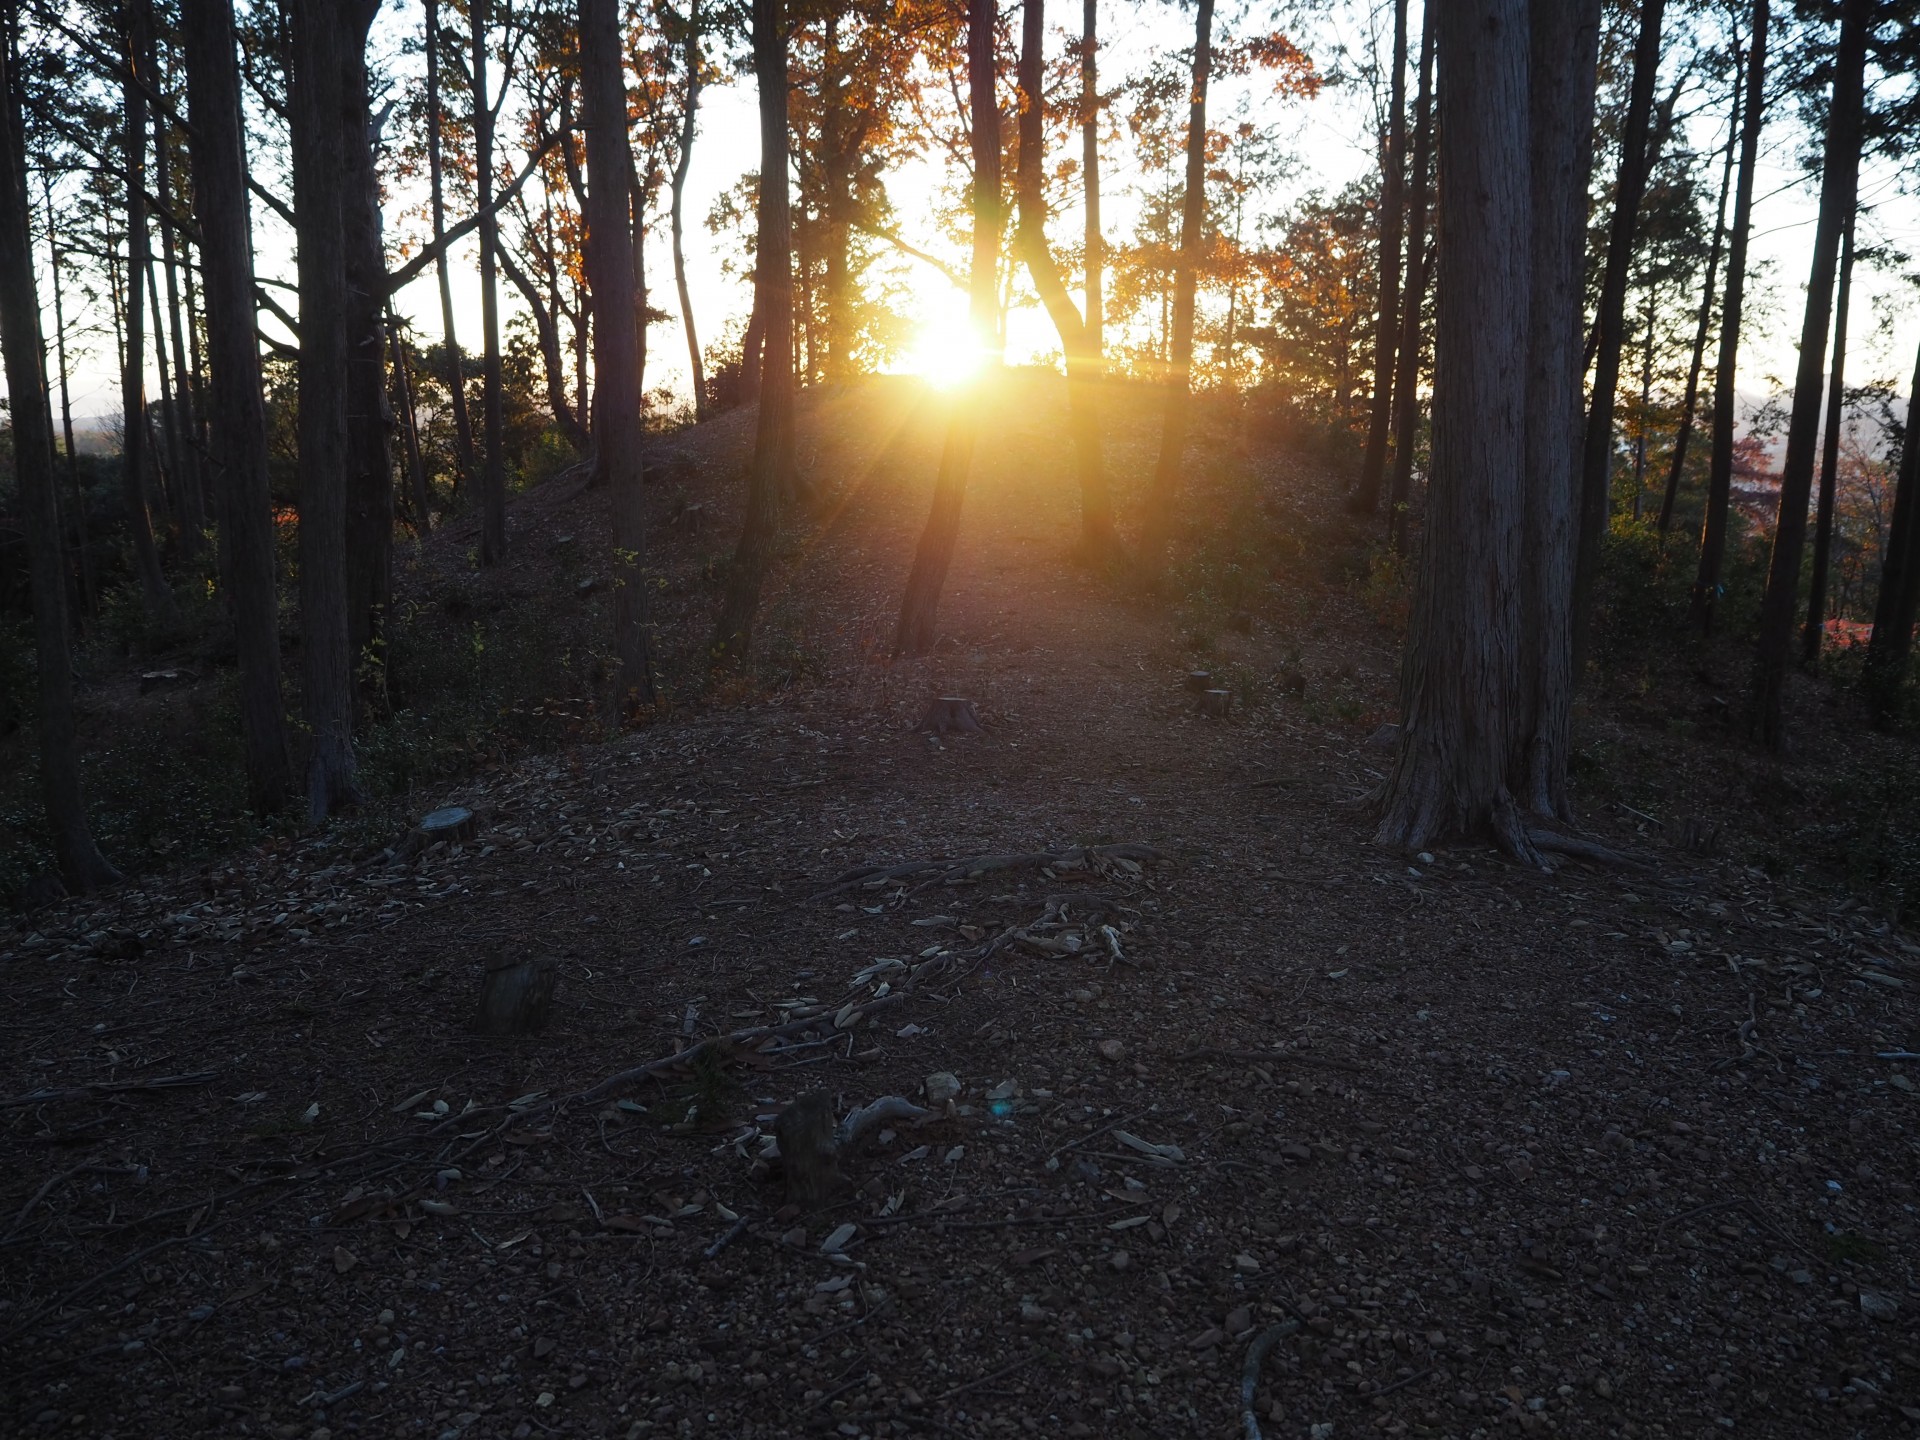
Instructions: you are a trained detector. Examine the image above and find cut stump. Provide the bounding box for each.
[420,806,477,845]
[1197,689,1232,719]
[917,696,984,736]
[774,1092,846,1204]
[475,957,558,1035]
[1183,670,1214,693]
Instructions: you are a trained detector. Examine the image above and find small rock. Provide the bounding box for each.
[1110,1250,1131,1272]
[1234,1252,1260,1273]
[1225,1305,1253,1337]
[332,1246,358,1274]
[1189,1327,1224,1350]
[924,1072,961,1105]
[1071,988,1095,1004]
[1860,1290,1900,1320]
[534,1336,557,1359]
[1594,1377,1613,1399]
[1097,1039,1127,1063]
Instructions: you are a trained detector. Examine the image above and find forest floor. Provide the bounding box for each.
[3,372,1919,1440]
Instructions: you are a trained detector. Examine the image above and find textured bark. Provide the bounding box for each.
[1802,210,1855,666]
[581,0,654,709]
[1374,0,1532,854]
[1750,0,1868,746]
[0,15,120,891]
[121,0,175,626]
[1012,0,1113,554]
[1691,0,1768,634]
[1865,342,1920,694]
[182,0,292,816]
[423,0,475,490]
[892,0,999,658]
[1658,45,1742,536]
[1081,0,1101,357]
[290,0,361,819]
[1352,0,1408,515]
[342,0,393,684]
[1385,5,1434,554]
[671,0,708,419]
[474,0,507,565]
[712,0,795,662]
[1570,0,1666,664]
[1138,0,1212,580]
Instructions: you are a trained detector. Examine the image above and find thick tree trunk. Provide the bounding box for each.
[671,1,708,419]
[1802,210,1855,665]
[1385,5,1434,555]
[290,0,361,819]
[1691,0,1768,633]
[1750,0,1868,745]
[1865,342,1920,695]
[121,0,175,626]
[182,0,293,816]
[1352,0,1408,515]
[581,0,654,709]
[1081,0,1101,357]
[1012,0,1113,555]
[0,15,119,891]
[712,0,795,662]
[44,172,96,618]
[474,0,507,564]
[424,0,475,491]
[153,108,205,560]
[342,0,393,687]
[1138,0,1212,580]
[1570,0,1666,664]
[892,0,1000,658]
[1658,46,1742,536]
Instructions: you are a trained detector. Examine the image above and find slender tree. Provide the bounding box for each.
[0,8,119,892]
[1139,0,1213,579]
[424,0,476,490]
[1012,0,1113,555]
[290,0,361,818]
[1751,0,1869,744]
[1352,0,1408,515]
[1385,3,1434,553]
[1081,0,1101,357]
[474,0,508,563]
[1865,341,1920,696]
[1802,208,1856,665]
[182,0,293,815]
[1658,39,1743,536]
[712,0,795,660]
[892,0,999,656]
[390,316,432,533]
[43,170,95,617]
[121,0,176,625]
[1691,0,1768,633]
[582,0,654,708]
[670,0,708,419]
[152,98,205,560]
[1571,0,1667,660]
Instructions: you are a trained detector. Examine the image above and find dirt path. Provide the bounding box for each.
[3,375,1918,1439]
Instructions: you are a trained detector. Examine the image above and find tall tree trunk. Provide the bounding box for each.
[1866,341,1920,697]
[671,0,708,419]
[342,0,393,690]
[1750,0,1868,745]
[423,0,475,491]
[474,0,507,564]
[390,318,432,533]
[1352,0,1408,515]
[146,252,184,526]
[1012,0,1113,556]
[1570,0,1667,663]
[0,10,119,891]
[1691,0,1768,633]
[711,0,795,661]
[182,0,292,815]
[498,244,587,448]
[820,14,853,384]
[44,170,95,618]
[121,0,175,625]
[1802,208,1855,665]
[153,103,206,560]
[581,0,654,708]
[1138,0,1212,580]
[1385,3,1434,554]
[739,272,764,405]
[290,0,361,819]
[1081,0,1101,358]
[891,0,1000,658]
[1658,44,1742,535]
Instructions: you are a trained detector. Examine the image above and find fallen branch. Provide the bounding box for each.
[1,1070,220,1108]
[1240,1302,1308,1440]
[810,843,1167,902]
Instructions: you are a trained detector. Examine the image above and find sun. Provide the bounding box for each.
[909,314,991,390]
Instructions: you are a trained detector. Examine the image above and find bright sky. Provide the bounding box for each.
[43,0,1920,435]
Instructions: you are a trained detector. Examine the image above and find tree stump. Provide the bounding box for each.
[475,957,558,1035]
[1197,688,1232,719]
[1183,670,1214,693]
[420,806,477,845]
[917,696,984,736]
[774,1091,846,1204]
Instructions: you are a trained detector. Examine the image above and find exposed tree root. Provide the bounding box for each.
[1240,1297,1309,1440]
[809,843,1167,902]
[1525,827,1652,870]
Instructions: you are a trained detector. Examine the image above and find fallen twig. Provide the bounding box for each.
[1174,1046,1367,1074]
[1240,1301,1309,1440]
[702,1215,750,1261]
[934,1354,1035,1405]
[1,1070,220,1108]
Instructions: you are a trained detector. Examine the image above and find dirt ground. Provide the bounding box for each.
[3,373,1918,1440]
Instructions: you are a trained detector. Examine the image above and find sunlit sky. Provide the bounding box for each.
[43,0,1920,433]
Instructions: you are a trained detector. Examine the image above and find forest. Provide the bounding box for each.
[4,0,1920,1436]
